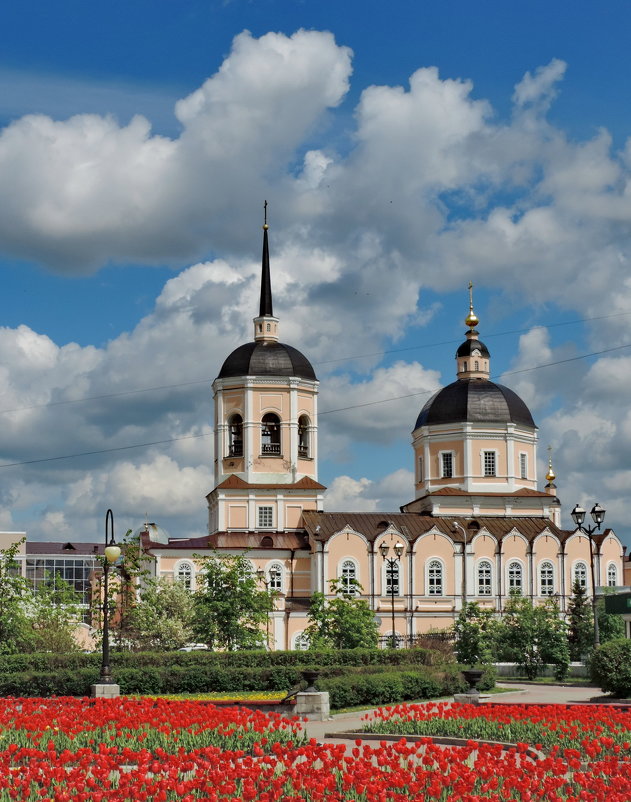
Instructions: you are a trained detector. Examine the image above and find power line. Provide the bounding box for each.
[0,309,630,416]
[1,340,629,469]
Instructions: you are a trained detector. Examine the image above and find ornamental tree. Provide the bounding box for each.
[566,580,594,660]
[304,578,379,650]
[454,602,494,666]
[127,576,196,651]
[193,552,274,650]
[497,594,570,680]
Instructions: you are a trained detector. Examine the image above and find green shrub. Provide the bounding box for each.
[590,639,631,698]
[317,668,456,709]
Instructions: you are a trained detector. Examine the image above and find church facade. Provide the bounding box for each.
[144,221,625,650]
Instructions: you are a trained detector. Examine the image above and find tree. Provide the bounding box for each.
[454,602,493,666]
[27,572,82,653]
[597,589,625,644]
[567,580,593,661]
[304,579,379,650]
[127,577,195,651]
[193,552,274,650]
[0,539,34,654]
[496,595,569,680]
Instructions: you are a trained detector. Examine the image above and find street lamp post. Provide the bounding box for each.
[379,542,404,648]
[99,509,122,685]
[570,502,605,649]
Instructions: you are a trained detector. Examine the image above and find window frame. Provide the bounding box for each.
[339,559,359,595]
[482,450,497,477]
[257,506,274,529]
[426,558,444,597]
[607,562,618,587]
[175,560,195,592]
[539,560,555,596]
[440,451,454,479]
[519,452,528,480]
[477,559,493,596]
[573,560,588,590]
[507,560,523,595]
[261,413,281,455]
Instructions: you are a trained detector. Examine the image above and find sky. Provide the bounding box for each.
[1,0,631,548]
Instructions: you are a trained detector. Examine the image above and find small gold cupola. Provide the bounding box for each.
[455,282,490,380]
[253,200,280,343]
[545,446,557,495]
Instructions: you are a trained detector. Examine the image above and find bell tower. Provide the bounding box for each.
[207,205,325,536]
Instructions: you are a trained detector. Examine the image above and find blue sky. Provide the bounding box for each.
[1,0,631,547]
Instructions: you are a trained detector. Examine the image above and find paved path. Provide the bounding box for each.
[300,683,613,746]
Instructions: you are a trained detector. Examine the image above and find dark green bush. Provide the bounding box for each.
[590,639,631,698]
[318,668,454,709]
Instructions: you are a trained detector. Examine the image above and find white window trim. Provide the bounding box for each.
[425,557,445,597]
[519,452,528,480]
[265,561,284,593]
[506,559,524,594]
[539,560,556,596]
[381,559,402,597]
[418,455,424,483]
[338,558,359,593]
[481,449,498,477]
[257,505,274,529]
[439,450,455,479]
[292,631,310,651]
[607,562,618,587]
[174,559,196,591]
[572,560,589,591]
[476,558,493,596]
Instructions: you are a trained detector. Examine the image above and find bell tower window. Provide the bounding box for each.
[483,451,496,477]
[261,413,281,455]
[441,452,454,478]
[228,414,243,457]
[298,415,310,458]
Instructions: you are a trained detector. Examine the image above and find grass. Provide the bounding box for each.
[131,691,287,702]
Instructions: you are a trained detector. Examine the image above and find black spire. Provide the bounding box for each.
[259,200,273,317]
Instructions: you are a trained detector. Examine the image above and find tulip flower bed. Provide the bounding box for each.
[0,698,630,800]
[0,697,303,755]
[363,702,631,761]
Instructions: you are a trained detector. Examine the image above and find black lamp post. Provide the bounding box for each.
[99,509,121,684]
[570,502,605,649]
[379,541,404,648]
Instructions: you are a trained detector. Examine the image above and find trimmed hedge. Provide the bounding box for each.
[0,660,495,700]
[0,647,437,675]
[316,663,495,709]
[0,649,434,674]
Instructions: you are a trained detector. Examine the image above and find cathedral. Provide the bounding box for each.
[142,219,625,649]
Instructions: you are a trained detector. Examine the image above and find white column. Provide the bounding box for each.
[245,384,255,483]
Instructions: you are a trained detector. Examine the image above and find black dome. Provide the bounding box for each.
[456,338,490,358]
[217,341,317,381]
[415,379,535,429]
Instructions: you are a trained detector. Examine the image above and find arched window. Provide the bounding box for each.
[176,561,194,591]
[607,563,618,587]
[340,559,358,595]
[261,413,281,455]
[384,561,400,596]
[298,415,310,458]
[228,414,243,457]
[292,631,310,651]
[540,561,555,595]
[477,560,492,596]
[427,560,443,596]
[507,561,523,594]
[268,562,283,592]
[573,561,588,590]
[474,360,479,371]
